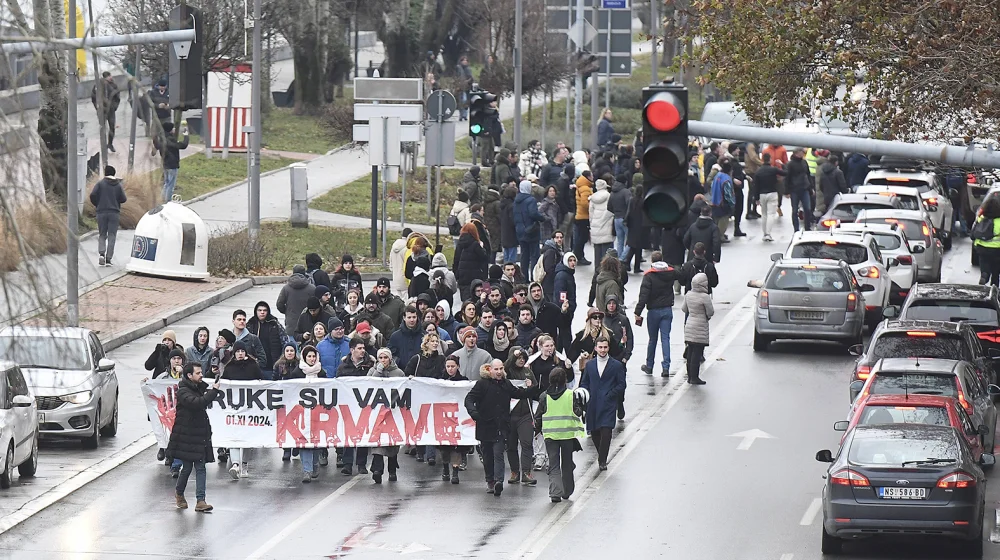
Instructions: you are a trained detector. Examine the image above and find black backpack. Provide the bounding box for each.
[972,218,996,242]
[447,214,461,236]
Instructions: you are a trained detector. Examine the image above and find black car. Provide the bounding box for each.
[816,424,992,557]
[890,283,1000,361]
[850,320,998,389]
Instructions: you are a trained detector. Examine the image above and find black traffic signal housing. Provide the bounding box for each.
[641,83,689,227]
[168,5,204,110]
[468,89,497,138]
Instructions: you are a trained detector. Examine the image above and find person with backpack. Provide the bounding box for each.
[710,160,736,241]
[448,190,471,240]
[973,196,1000,286]
[681,242,719,295]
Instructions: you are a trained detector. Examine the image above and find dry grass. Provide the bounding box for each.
[0,203,68,272]
[83,171,161,229]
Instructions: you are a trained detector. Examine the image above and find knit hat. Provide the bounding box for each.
[306,296,321,310]
[458,326,478,342]
[315,285,331,298]
[293,264,306,274]
[595,179,608,191]
[233,340,248,353]
[161,330,177,344]
[327,317,344,331]
[488,264,502,281]
[168,348,185,360]
[282,341,297,355]
[377,347,392,360]
[364,293,380,306]
[341,254,354,265]
[219,329,236,345]
[376,277,391,288]
[470,165,480,178]
[519,180,532,194]
[356,321,372,334]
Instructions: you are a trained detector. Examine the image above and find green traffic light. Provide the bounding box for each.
[470,123,482,135]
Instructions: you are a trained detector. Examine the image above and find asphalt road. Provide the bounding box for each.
[1,215,996,560]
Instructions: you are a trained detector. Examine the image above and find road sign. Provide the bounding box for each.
[425,121,456,167]
[546,0,632,77]
[354,103,424,122]
[368,116,401,167]
[567,18,598,48]
[601,0,628,8]
[426,90,457,121]
[352,123,421,143]
[354,77,424,101]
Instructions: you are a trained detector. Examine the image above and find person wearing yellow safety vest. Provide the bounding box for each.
[533,367,586,502]
[972,196,1000,286]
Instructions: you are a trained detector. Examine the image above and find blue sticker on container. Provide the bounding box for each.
[132,235,158,261]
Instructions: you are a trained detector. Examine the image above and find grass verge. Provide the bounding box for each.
[0,204,68,272]
[173,154,300,201]
[262,107,349,155]
[310,167,466,227]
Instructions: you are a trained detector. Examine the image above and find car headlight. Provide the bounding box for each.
[59,391,92,405]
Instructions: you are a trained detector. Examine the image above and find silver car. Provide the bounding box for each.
[750,258,873,352]
[855,209,943,282]
[0,327,119,449]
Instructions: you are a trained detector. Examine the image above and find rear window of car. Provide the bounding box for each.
[765,267,850,292]
[790,242,868,265]
[869,333,966,362]
[848,433,958,466]
[870,233,903,251]
[904,300,1000,326]
[866,178,933,193]
[831,202,895,220]
[858,405,951,427]
[869,373,958,398]
[859,218,931,243]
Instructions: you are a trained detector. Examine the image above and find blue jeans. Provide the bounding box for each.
[645,306,673,371]
[503,246,519,265]
[790,190,812,231]
[176,459,206,501]
[300,449,319,473]
[162,168,178,202]
[520,241,540,281]
[614,218,629,259]
[459,91,469,119]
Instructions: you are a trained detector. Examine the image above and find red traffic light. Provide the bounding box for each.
[644,92,685,132]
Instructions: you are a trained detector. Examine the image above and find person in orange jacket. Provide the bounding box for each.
[573,171,595,265]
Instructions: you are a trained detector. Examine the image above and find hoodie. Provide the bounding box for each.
[681,255,719,294]
[246,301,287,372]
[607,180,632,220]
[820,161,848,202]
[682,273,714,345]
[552,252,577,316]
[514,181,546,243]
[89,175,127,214]
[436,300,460,341]
[276,269,315,333]
[462,166,483,205]
[185,326,214,374]
[572,151,590,176]
[635,261,684,314]
[430,253,459,294]
[589,179,614,244]
[683,215,722,263]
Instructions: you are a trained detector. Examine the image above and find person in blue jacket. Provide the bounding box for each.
[513,180,546,282]
[387,306,424,368]
[316,317,349,376]
[579,337,626,471]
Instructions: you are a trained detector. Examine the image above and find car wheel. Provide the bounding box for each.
[0,444,13,489]
[961,507,984,558]
[82,403,100,450]
[943,232,953,251]
[753,329,770,352]
[820,524,843,555]
[99,396,118,437]
[17,432,38,478]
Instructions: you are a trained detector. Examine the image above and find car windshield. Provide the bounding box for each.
[858,405,951,427]
[870,233,903,251]
[866,178,933,194]
[848,432,958,466]
[765,267,850,292]
[869,333,965,362]
[0,336,90,370]
[790,242,868,265]
[831,202,894,220]
[895,195,922,211]
[869,373,957,397]
[904,300,1000,326]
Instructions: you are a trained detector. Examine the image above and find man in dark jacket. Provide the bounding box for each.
[295,297,333,343]
[167,362,220,512]
[754,153,787,242]
[555,163,577,250]
[820,154,849,211]
[337,338,374,475]
[149,80,171,126]
[91,71,121,151]
[355,293,394,336]
[277,265,314,334]
[462,166,484,206]
[608,177,632,258]
[483,187,503,261]
[540,232,564,299]
[683,204,722,263]
[89,165,127,266]
[513,180,546,281]
[727,145,748,237]
[681,242,719,294]
[514,305,543,348]
[231,310,267,370]
[153,122,190,201]
[602,294,633,363]
[247,301,286,373]
[786,148,813,232]
[596,109,615,150]
[846,152,870,188]
[528,282,562,340]
[634,252,686,377]
[304,253,332,289]
[500,185,519,264]
[492,149,514,187]
[387,307,423,368]
[539,147,568,187]
[374,278,404,331]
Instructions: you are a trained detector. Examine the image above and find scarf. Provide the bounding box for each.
[492,330,511,353]
[298,359,321,377]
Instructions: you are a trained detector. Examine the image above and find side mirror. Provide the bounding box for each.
[833,421,849,432]
[981,453,996,467]
[747,279,763,289]
[11,395,31,407]
[770,253,783,262]
[882,306,898,319]
[849,380,865,402]
[860,284,876,293]
[911,245,926,254]
[928,205,939,213]
[848,344,864,357]
[989,384,1000,396]
[815,449,835,463]
[979,424,990,436]
[887,258,898,268]
[98,358,115,372]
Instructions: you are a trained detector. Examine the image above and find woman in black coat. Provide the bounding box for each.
[625,174,648,273]
[452,223,489,302]
[166,363,220,511]
[408,253,433,299]
[500,185,519,258]
[404,333,447,378]
[464,359,537,497]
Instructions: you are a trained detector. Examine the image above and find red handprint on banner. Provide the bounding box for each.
[149,384,178,433]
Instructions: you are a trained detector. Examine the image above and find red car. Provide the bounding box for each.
[834,394,989,461]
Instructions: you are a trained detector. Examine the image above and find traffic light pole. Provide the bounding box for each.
[650,0,658,84]
[572,0,585,151]
[512,0,522,149]
[589,0,599,150]
[249,0,262,241]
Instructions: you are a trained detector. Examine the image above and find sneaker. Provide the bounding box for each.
[195,500,213,512]
[171,467,180,479]
[217,448,228,462]
[459,458,468,471]
[661,368,671,377]
[341,466,353,476]
[763,234,773,242]
[310,470,318,479]
[175,494,188,509]
[302,475,312,483]
[486,481,495,494]
[442,471,450,481]
[282,450,291,461]
[388,472,397,482]
[416,454,424,463]
[105,259,113,267]
[358,465,368,475]
[641,365,652,375]
[451,471,460,484]
[318,453,328,467]
[551,496,562,503]
[427,458,436,466]
[229,464,240,480]
[522,472,537,486]
[493,481,503,497]
[598,463,608,471]
[508,472,521,484]
[240,463,249,478]
[99,254,106,267]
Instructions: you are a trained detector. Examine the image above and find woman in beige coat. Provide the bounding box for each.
[682,273,714,385]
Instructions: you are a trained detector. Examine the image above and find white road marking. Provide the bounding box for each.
[990,508,1000,544]
[799,497,822,526]
[728,429,776,451]
[245,475,363,560]
[511,289,758,560]
[779,554,794,560]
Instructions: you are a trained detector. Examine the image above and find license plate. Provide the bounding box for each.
[37,412,45,423]
[790,311,824,321]
[878,487,927,500]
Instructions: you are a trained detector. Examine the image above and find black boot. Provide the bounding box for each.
[442,464,451,481]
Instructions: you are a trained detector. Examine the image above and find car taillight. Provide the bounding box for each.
[957,385,973,415]
[857,267,879,279]
[926,197,938,206]
[759,289,769,309]
[847,293,858,312]
[856,365,871,380]
[923,224,931,237]
[896,255,912,265]
[977,329,1000,344]
[821,219,839,229]
[831,468,870,487]
[968,173,978,185]
[937,472,975,489]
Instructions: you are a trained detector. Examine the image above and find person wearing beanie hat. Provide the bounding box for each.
[273,342,299,381]
[462,164,483,206]
[367,347,405,484]
[89,163,126,267]
[164,347,186,377]
[356,292,393,336]
[316,315,349,378]
[331,255,363,309]
[145,330,183,379]
[221,339,262,480]
[152,114,189,202]
[278,264,315,334]
[218,329,236,346]
[372,276,405,331]
[295,296,333,344]
[451,326,492,381]
[314,285,337,317]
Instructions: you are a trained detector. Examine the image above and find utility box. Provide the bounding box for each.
[126,202,210,280]
[290,163,308,228]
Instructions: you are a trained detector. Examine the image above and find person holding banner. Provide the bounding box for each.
[505,347,539,487]
[286,345,326,482]
[367,348,405,484]
[167,363,220,512]
[222,341,263,480]
[439,355,470,481]
[338,338,375,475]
[465,359,538,498]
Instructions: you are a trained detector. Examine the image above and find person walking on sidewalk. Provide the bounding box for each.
[634,251,684,377]
[153,121,189,202]
[682,272,714,385]
[533,367,585,502]
[167,362,220,512]
[89,165,126,267]
[91,71,121,152]
[579,337,626,470]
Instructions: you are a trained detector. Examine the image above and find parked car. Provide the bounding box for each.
[0,360,38,488]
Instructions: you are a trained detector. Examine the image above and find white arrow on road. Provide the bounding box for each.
[728,429,776,450]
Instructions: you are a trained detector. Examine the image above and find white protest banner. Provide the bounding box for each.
[141,377,479,449]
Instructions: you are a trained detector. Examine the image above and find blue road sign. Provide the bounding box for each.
[601,0,628,8]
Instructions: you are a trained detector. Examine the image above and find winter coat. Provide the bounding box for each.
[513,191,545,244]
[165,377,219,463]
[786,156,812,192]
[390,237,409,293]
[529,295,562,340]
[683,216,722,263]
[453,232,489,288]
[368,362,405,378]
[449,199,471,227]
[407,254,433,299]
[626,185,648,250]
[304,255,332,290]
[464,376,537,442]
[330,267,363,303]
[681,256,719,294]
[540,240,562,298]
[276,272,314,334]
[153,133,189,170]
[404,351,446,378]
[527,350,574,389]
[338,354,375,377]
[491,154,514,187]
[589,180,614,244]
[580,356,627,432]
[846,153,870,187]
[317,335,349,376]
[504,350,538,417]
[89,176,127,214]
[222,357,262,381]
[246,302,286,371]
[603,311,634,361]
[608,181,632,220]
[575,176,594,220]
[594,270,623,314]
[552,261,577,317]
[145,343,176,378]
[461,169,484,205]
[682,273,715,345]
[482,188,503,252]
[597,117,615,149]
[555,172,576,218]
[500,186,519,249]
[450,345,492,381]
[514,321,543,349]
[185,328,213,374]
[539,198,561,240]
[378,293,406,332]
[234,329,267,370]
[295,309,332,343]
[388,323,424,369]
[661,222,688,266]
[569,327,624,362]
[635,262,683,315]
[354,309,394,340]
[820,162,849,203]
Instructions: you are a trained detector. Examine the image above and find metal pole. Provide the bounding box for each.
[400,147,407,229]
[127,0,145,171]
[87,0,108,166]
[426,162,432,218]
[66,0,79,327]
[435,165,442,250]
[541,88,547,150]
[573,0,584,151]
[353,9,359,78]
[222,63,235,159]
[605,8,611,109]
[248,0,262,239]
[0,29,196,54]
[372,165,378,257]
[381,118,388,266]
[650,0,658,83]
[590,0,599,150]
[513,0,522,149]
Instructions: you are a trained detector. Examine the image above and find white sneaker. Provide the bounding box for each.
[240,463,249,478]
[229,463,240,480]
[98,255,105,266]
